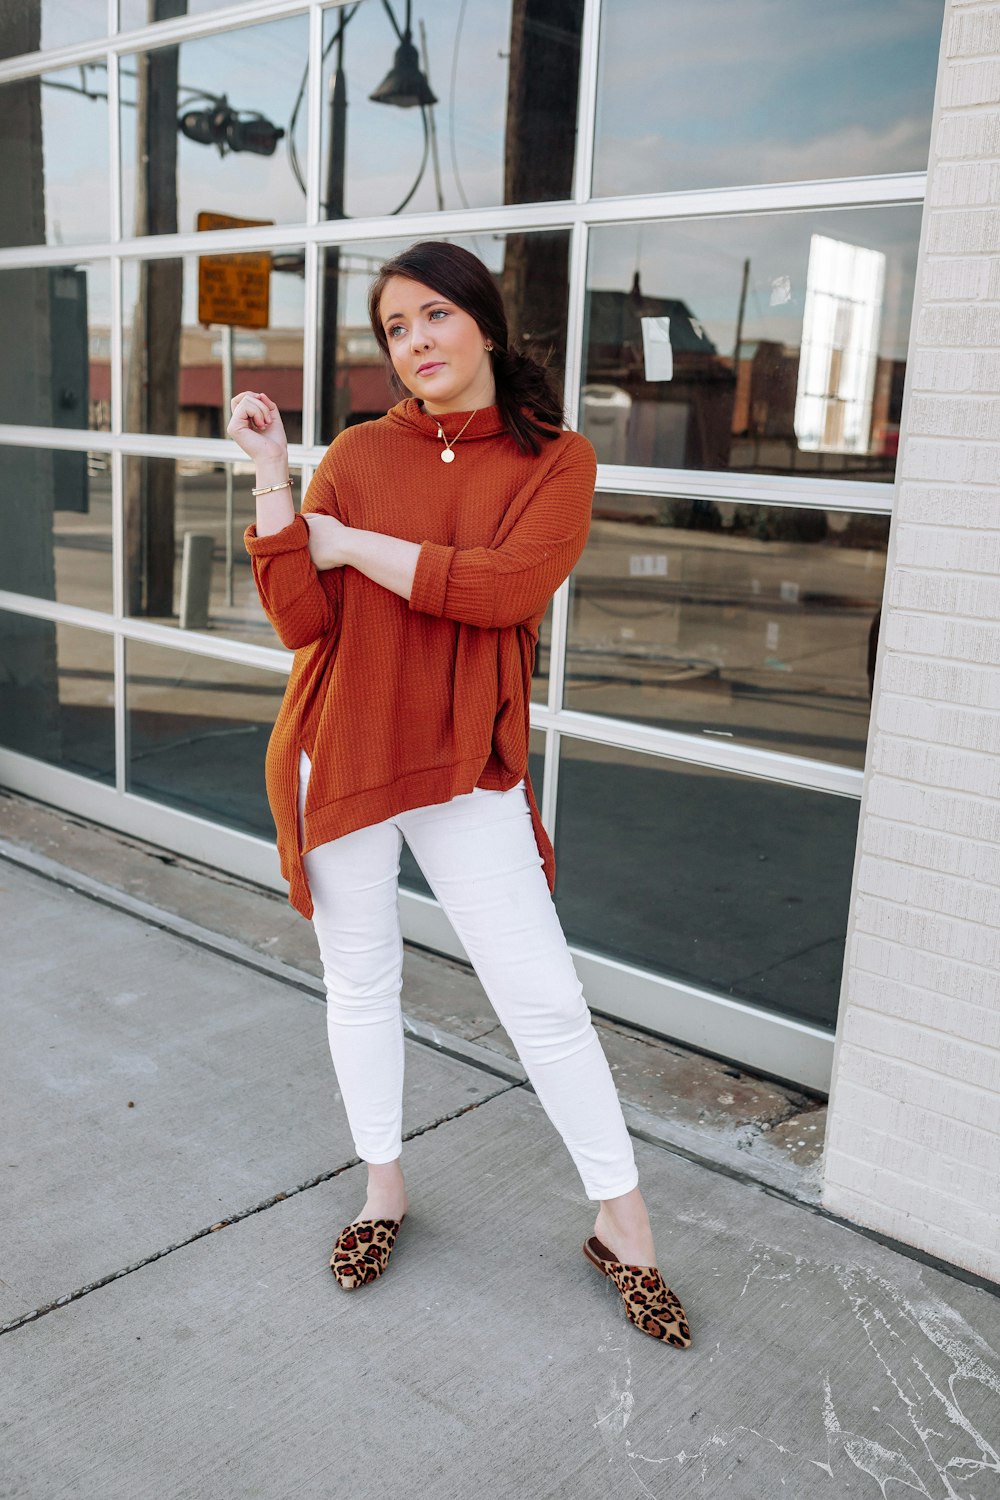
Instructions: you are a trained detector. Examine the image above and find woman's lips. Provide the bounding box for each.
[416,362,444,374]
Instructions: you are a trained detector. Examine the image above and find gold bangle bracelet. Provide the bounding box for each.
[251,480,293,496]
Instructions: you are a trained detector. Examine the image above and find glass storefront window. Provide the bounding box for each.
[592,0,944,198]
[0,2,107,61]
[554,737,859,1030]
[122,253,305,440]
[2,446,113,613]
[120,14,310,239]
[123,455,300,641]
[566,494,888,770]
[0,612,115,783]
[125,641,285,836]
[319,0,581,220]
[316,229,571,444]
[0,262,111,432]
[0,64,110,247]
[582,206,922,481]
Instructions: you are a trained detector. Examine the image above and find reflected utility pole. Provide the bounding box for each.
[319,17,348,445]
[124,0,186,617]
[501,0,584,380]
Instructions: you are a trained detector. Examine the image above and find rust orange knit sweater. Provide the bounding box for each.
[245,397,597,919]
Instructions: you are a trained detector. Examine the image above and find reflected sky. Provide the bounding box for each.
[593,0,944,195]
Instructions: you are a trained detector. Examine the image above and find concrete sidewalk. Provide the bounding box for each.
[2,848,1000,1498]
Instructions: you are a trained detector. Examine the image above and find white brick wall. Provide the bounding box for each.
[822,0,1000,1285]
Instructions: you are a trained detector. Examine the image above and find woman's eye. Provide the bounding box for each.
[388,324,405,339]
[430,308,447,321]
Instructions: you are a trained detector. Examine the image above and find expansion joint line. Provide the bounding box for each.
[0,1083,519,1339]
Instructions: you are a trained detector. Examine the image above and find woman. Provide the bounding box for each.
[228,240,691,1349]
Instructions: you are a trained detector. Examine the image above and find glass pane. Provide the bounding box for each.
[0,612,114,782]
[554,738,858,1030]
[0,262,111,432]
[120,14,310,239]
[320,0,581,219]
[0,64,110,247]
[592,0,943,197]
[400,729,547,899]
[317,229,571,444]
[125,640,285,837]
[1,446,113,613]
[566,495,888,770]
[0,2,107,60]
[122,253,305,438]
[532,597,553,705]
[123,455,299,642]
[583,206,921,482]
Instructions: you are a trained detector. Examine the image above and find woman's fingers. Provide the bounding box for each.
[228,391,276,433]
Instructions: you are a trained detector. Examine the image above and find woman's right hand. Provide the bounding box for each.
[226,390,288,466]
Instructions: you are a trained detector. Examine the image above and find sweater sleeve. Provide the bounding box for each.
[244,447,345,651]
[408,436,597,630]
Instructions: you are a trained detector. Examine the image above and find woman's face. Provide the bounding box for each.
[378,275,496,415]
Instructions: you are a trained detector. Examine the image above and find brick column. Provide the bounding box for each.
[822,0,1000,1283]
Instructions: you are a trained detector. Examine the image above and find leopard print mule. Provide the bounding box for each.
[582,1234,692,1347]
[330,1217,403,1290]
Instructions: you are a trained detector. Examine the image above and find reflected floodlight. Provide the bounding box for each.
[369,33,437,108]
[179,94,286,156]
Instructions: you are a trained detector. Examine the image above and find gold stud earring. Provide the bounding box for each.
[484,342,493,352]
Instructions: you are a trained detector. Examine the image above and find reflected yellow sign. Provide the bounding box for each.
[197,212,274,329]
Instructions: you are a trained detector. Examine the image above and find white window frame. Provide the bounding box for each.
[0,0,936,1091]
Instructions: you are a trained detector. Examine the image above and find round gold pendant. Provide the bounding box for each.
[441,449,455,463]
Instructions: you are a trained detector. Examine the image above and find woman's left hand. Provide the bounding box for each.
[304,513,351,571]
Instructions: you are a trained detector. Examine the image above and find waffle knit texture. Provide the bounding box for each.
[245,398,597,919]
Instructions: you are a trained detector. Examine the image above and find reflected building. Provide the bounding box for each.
[583,273,736,471]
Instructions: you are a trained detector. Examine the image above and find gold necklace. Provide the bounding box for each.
[436,409,477,463]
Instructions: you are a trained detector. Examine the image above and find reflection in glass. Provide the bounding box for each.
[400,728,546,898]
[0,2,107,61]
[319,0,582,220]
[0,612,114,782]
[0,263,111,432]
[582,207,921,481]
[554,738,858,1030]
[1,447,113,613]
[592,0,943,197]
[317,229,571,443]
[532,598,553,705]
[120,13,309,240]
[0,63,110,247]
[566,495,888,770]
[122,253,305,443]
[123,456,297,642]
[125,641,284,837]
[120,0,266,26]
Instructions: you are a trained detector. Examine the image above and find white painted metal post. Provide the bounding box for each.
[221,323,235,607]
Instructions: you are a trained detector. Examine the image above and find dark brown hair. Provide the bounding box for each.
[367,240,564,455]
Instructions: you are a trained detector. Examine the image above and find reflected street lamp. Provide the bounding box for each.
[369,0,437,108]
[320,0,436,440]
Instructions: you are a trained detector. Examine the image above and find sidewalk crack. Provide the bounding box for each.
[0,1082,520,1339]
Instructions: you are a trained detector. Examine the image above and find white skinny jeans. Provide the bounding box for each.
[298,750,639,1202]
